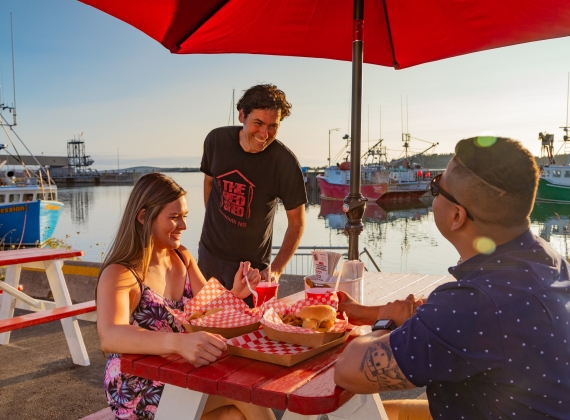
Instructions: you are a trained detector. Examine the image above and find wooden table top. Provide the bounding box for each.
[0,248,84,265]
[120,271,455,415]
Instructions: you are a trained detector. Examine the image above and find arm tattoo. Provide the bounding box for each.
[359,337,414,391]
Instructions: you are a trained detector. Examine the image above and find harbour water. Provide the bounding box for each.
[51,172,570,276]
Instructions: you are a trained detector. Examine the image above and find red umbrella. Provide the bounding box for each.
[80,0,570,258]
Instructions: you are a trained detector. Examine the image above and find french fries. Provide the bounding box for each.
[279,313,303,327]
[188,308,224,320]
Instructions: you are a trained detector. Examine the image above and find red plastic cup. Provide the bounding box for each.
[306,287,334,300]
[254,282,278,307]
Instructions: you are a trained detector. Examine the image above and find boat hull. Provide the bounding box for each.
[317,176,428,202]
[535,178,570,203]
[0,200,63,246]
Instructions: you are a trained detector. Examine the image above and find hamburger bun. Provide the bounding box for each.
[297,305,337,332]
[298,305,336,321]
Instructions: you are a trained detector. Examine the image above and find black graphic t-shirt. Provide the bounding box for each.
[200,126,307,268]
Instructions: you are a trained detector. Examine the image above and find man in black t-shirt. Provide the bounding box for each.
[199,84,307,305]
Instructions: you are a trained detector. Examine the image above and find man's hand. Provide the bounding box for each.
[378,294,424,327]
[338,291,424,327]
[338,291,379,326]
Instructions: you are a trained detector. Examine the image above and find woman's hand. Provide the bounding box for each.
[176,331,227,365]
[231,261,261,299]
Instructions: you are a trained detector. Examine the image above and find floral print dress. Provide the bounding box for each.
[104,258,193,420]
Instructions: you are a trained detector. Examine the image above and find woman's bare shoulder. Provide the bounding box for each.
[176,246,196,265]
[98,263,139,289]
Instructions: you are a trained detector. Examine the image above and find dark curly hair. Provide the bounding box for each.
[237,84,292,121]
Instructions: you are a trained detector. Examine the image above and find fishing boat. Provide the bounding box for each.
[535,74,570,203]
[0,24,63,247]
[536,161,570,203]
[532,128,570,201]
[0,168,62,246]
[317,135,442,202]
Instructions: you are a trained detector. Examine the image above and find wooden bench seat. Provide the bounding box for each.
[0,300,96,333]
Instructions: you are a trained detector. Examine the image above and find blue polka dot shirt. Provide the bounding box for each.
[390,229,570,419]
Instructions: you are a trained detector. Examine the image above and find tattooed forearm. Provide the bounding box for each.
[359,338,414,391]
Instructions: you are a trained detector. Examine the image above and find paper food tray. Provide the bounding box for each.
[262,322,344,347]
[184,322,260,339]
[227,329,349,367]
[259,295,348,347]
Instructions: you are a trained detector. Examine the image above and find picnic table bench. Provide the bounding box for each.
[120,271,453,419]
[0,248,94,366]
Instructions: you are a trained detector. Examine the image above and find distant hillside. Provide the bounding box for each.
[403,153,569,169]
[407,153,453,170]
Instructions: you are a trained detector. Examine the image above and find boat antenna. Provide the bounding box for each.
[10,13,16,127]
[227,89,233,126]
[367,103,370,151]
[406,95,409,136]
[0,62,3,106]
[1,14,17,127]
[400,95,403,139]
[400,95,410,159]
[379,105,382,141]
[562,72,570,142]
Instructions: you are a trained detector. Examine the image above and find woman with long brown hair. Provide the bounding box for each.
[97,173,274,419]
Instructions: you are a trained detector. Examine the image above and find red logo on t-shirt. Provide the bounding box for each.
[216,170,254,224]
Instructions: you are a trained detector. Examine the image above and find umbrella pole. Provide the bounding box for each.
[344,0,368,261]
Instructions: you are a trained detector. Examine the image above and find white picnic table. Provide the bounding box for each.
[0,248,91,366]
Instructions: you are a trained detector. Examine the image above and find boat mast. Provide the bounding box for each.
[561,72,570,142]
[0,14,17,127]
[401,95,410,161]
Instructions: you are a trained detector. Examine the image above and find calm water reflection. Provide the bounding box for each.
[51,173,570,276]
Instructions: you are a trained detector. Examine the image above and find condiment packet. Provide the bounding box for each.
[311,250,329,281]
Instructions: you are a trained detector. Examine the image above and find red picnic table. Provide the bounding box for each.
[120,272,454,419]
[0,248,92,366]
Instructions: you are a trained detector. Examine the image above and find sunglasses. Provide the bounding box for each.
[430,174,475,221]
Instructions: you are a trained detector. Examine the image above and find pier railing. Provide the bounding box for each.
[272,245,380,276]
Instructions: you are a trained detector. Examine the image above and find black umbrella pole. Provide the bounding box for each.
[344,0,367,261]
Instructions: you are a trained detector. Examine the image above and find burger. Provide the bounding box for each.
[297,305,337,332]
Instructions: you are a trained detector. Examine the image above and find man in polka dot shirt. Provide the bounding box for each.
[335,137,570,419]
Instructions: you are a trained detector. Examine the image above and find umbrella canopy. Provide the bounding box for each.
[80,0,570,260]
[80,0,570,69]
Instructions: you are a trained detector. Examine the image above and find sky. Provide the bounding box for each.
[1,1,570,170]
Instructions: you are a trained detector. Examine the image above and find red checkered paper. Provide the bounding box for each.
[190,308,258,328]
[227,329,310,355]
[167,278,261,327]
[260,306,348,334]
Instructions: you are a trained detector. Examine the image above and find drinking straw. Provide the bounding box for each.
[268,264,272,285]
[334,261,344,292]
